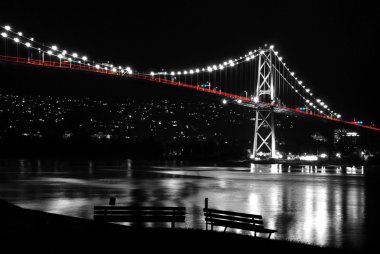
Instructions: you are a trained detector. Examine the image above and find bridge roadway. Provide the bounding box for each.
[1,54,379,132]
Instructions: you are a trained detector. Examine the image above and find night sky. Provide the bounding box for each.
[1,1,379,124]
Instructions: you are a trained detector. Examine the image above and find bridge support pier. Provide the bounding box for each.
[252,48,276,159]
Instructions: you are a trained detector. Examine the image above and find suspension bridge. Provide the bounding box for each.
[1,24,379,159]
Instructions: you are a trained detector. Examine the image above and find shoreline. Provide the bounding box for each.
[0,199,362,253]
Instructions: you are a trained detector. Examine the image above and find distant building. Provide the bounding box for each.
[334,128,360,151]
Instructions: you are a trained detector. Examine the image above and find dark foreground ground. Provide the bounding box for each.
[0,200,365,254]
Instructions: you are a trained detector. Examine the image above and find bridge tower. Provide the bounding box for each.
[252,49,276,159]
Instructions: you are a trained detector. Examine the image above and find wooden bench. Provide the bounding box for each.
[203,199,277,239]
[94,206,186,228]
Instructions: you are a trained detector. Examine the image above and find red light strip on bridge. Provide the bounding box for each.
[1,54,379,132]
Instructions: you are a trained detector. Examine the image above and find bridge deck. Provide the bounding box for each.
[0,54,379,132]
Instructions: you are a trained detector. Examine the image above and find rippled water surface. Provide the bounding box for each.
[0,159,371,250]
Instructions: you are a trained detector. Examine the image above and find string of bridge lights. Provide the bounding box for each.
[0,25,133,74]
[149,49,261,76]
[1,24,341,119]
[271,47,340,118]
[150,43,340,119]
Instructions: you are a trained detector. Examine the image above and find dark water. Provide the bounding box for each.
[0,159,373,250]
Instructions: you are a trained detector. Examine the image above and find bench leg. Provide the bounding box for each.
[267,233,272,239]
[254,232,257,237]
[211,224,213,231]
[223,227,227,232]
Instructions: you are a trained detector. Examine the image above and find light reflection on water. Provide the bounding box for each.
[0,159,368,250]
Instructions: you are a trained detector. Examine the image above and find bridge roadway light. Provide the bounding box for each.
[269,45,274,49]
[1,32,7,38]
[237,99,242,103]
[14,37,19,43]
[82,56,87,61]
[47,50,52,55]
[4,25,11,31]
[51,45,58,51]
[17,32,22,36]
[72,53,78,58]
[195,69,200,73]
[253,96,259,103]
[222,99,228,104]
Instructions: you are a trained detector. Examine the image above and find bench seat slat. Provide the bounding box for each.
[94,206,185,211]
[94,210,186,216]
[208,218,276,233]
[204,213,263,224]
[203,208,262,219]
[94,215,185,222]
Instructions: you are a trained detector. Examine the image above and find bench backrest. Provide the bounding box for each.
[94,206,186,223]
[204,208,264,226]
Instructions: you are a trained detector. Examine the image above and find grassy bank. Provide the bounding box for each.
[0,200,361,253]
